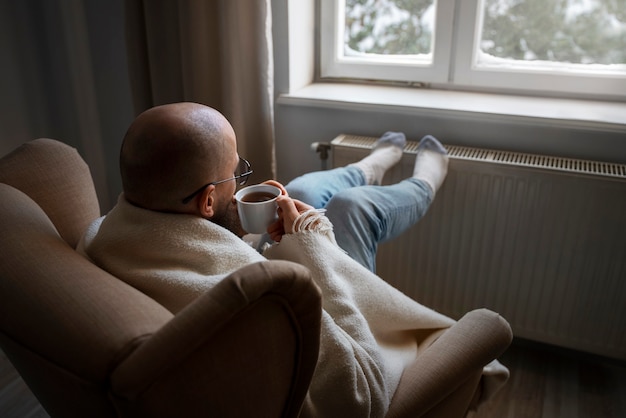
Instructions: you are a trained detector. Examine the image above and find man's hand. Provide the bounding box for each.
[267,196,314,242]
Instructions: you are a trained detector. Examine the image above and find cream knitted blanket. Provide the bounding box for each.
[80,195,506,417]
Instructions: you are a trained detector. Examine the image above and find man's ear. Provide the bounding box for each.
[197,185,216,218]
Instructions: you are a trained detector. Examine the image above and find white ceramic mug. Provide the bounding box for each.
[235,184,281,234]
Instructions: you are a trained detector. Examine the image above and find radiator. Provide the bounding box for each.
[331,134,626,360]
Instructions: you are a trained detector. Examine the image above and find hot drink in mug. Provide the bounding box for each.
[235,184,281,234]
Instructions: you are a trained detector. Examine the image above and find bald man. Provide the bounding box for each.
[115,102,449,271]
[80,102,507,417]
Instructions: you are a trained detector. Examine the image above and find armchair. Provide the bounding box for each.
[0,139,321,417]
[0,138,511,417]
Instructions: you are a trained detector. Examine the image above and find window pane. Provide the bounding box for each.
[478,0,626,70]
[343,0,436,61]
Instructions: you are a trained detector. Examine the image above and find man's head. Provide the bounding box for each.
[120,102,247,236]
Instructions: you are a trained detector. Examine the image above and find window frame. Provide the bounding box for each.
[319,0,626,100]
[320,0,455,84]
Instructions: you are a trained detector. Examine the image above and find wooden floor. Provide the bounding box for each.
[1,339,625,417]
[474,339,626,418]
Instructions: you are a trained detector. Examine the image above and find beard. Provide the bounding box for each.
[210,198,246,238]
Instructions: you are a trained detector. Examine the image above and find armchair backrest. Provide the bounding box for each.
[0,139,322,417]
[0,138,100,248]
[0,182,173,417]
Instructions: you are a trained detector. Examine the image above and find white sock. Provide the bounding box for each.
[350,131,406,185]
[413,135,449,194]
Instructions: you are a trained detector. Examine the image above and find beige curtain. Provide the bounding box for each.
[1,0,135,212]
[125,0,275,181]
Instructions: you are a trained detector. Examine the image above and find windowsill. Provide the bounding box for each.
[278,82,626,133]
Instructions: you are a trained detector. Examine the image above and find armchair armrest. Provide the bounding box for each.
[110,260,322,418]
[386,308,512,418]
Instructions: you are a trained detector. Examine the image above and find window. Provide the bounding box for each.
[320,0,626,99]
[321,0,455,83]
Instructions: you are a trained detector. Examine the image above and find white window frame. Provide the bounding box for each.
[320,0,626,100]
[320,0,455,84]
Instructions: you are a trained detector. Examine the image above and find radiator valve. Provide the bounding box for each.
[311,142,331,161]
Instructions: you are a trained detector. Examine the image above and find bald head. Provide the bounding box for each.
[120,102,236,211]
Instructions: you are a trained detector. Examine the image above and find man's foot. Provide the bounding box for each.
[412,135,449,194]
[350,131,406,185]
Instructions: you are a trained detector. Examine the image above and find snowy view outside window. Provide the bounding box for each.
[344,0,626,71]
[344,0,436,62]
[478,0,626,71]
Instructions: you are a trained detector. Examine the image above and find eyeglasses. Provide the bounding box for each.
[181,157,253,204]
